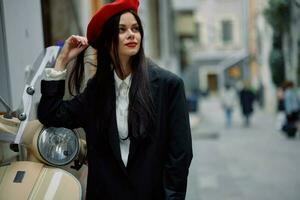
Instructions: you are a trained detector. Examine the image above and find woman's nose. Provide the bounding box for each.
[127,29,134,39]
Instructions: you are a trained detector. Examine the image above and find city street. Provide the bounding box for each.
[187,96,300,200]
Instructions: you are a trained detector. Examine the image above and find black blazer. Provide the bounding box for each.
[38,62,193,200]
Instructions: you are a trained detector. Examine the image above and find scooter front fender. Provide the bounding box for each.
[0,161,82,200]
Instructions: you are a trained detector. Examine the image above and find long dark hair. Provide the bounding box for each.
[68,10,155,140]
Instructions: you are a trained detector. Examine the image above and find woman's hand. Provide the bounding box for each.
[55,35,89,71]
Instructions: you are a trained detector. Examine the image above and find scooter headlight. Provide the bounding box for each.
[37,127,79,166]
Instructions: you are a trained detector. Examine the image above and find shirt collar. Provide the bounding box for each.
[114,70,132,89]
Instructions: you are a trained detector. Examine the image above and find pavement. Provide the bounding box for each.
[186,96,300,200]
[189,113,200,129]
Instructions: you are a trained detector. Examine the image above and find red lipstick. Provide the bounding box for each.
[126,42,137,48]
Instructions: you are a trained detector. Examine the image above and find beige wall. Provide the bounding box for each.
[193,0,244,51]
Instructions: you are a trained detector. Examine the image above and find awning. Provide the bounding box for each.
[216,50,248,72]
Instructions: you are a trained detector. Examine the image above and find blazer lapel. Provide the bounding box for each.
[108,107,128,174]
[127,62,159,167]
[127,134,154,168]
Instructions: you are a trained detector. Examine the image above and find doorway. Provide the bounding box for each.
[207,74,218,93]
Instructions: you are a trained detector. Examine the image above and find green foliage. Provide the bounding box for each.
[264,0,290,33]
[264,0,291,85]
[298,40,300,85]
[272,31,282,49]
[269,47,285,86]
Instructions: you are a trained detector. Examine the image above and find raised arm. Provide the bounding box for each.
[38,35,90,129]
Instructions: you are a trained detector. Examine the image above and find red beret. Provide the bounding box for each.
[87,0,139,45]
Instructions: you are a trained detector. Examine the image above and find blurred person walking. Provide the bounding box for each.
[275,84,286,131]
[220,84,237,128]
[239,82,255,127]
[282,81,300,138]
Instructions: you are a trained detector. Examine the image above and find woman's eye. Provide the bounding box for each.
[132,27,140,32]
[119,27,126,33]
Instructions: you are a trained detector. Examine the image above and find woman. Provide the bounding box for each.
[38,0,193,199]
[239,81,255,127]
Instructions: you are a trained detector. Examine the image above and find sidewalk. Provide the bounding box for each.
[190,95,277,135]
[189,113,200,129]
[187,96,300,200]
[189,96,225,139]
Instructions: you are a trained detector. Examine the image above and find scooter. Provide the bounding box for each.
[0,46,87,200]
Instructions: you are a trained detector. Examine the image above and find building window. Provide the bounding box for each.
[175,11,195,38]
[221,20,233,44]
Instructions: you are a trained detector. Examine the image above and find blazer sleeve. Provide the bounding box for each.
[164,77,193,200]
[38,79,93,129]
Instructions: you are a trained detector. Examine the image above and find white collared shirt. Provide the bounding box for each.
[114,71,131,167]
[45,68,131,166]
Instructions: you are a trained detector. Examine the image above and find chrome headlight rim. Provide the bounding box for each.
[37,127,80,166]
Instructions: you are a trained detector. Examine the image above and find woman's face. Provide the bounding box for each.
[118,12,141,60]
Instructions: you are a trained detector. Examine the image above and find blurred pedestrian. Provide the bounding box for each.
[275,83,286,131]
[282,81,300,138]
[239,82,255,127]
[277,84,285,112]
[220,84,237,128]
[37,0,193,199]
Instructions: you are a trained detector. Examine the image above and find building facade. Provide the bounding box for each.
[173,0,250,94]
[139,0,180,74]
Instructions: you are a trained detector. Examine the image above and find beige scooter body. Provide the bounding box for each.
[0,161,81,200]
[0,46,89,200]
[0,116,85,200]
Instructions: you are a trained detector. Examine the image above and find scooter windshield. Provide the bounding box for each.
[13,46,61,144]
